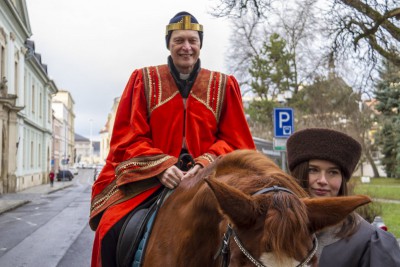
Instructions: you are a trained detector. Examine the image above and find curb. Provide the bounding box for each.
[0,182,73,216]
[0,200,30,215]
[47,183,73,194]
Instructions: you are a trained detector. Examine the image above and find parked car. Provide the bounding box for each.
[372,216,388,231]
[57,170,74,181]
[93,164,104,181]
[69,167,79,176]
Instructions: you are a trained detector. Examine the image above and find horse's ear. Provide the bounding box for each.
[303,195,371,232]
[205,178,258,227]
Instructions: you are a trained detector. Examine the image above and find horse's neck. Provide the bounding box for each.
[177,182,222,232]
[144,182,223,267]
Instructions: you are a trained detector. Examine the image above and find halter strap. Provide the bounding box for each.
[229,224,266,267]
[253,185,295,196]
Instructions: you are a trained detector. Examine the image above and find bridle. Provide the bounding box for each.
[214,186,319,267]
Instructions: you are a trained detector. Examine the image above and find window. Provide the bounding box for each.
[0,27,6,80]
[24,73,28,107]
[30,141,34,168]
[32,85,35,113]
[39,92,42,118]
[14,52,19,96]
[23,132,26,168]
[0,45,5,80]
[38,143,41,167]
[48,100,51,122]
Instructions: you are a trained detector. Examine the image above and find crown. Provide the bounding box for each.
[165,15,203,35]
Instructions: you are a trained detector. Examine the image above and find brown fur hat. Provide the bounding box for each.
[286,128,362,180]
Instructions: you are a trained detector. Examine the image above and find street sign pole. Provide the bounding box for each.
[281,151,286,172]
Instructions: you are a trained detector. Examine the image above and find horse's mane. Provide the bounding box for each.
[210,150,312,262]
[214,150,308,197]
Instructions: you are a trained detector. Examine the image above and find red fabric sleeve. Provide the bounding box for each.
[92,70,177,198]
[204,75,255,156]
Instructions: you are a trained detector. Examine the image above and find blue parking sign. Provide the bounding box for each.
[273,108,294,138]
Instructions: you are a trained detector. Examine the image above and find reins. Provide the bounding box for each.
[214,185,318,267]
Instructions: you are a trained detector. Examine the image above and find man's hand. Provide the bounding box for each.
[157,164,203,189]
[182,164,202,180]
[157,165,184,189]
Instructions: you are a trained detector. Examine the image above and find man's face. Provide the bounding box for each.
[169,30,201,74]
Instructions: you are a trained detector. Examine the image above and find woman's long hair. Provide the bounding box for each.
[290,161,358,238]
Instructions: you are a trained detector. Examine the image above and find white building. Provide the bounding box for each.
[0,0,58,193]
[75,133,90,165]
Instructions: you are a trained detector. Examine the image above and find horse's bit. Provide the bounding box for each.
[214,186,319,267]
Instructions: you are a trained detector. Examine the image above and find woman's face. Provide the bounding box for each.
[307,159,343,197]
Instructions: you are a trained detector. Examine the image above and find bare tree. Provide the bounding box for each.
[331,0,400,66]
[211,0,273,18]
[225,0,325,93]
[225,14,264,91]
[213,0,400,68]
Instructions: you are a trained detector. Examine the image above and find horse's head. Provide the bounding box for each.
[205,150,371,267]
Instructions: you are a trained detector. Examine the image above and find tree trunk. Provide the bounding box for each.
[365,148,380,178]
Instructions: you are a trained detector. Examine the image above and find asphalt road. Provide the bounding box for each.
[0,169,94,267]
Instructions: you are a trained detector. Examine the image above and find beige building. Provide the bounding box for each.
[52,90,75,170]
[100,97,120,162]
[51,115,63,173]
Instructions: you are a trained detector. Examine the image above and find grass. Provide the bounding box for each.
[380,203,400,238]
[351,177,400,238]
[353,178,400,200]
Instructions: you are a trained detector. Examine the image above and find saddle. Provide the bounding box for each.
[116,187,169,267]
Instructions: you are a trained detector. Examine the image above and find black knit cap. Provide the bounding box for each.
[165,11,203,49]
[286,128,362,180]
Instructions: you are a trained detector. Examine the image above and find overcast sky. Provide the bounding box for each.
[26,0,232,140]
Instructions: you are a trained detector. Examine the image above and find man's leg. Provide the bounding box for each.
[100,212,130,267]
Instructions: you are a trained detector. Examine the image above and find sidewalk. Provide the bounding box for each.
[0,181,73,215]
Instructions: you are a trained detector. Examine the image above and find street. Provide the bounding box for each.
[0,169,94,267]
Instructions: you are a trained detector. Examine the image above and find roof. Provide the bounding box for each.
[75,133,90,142]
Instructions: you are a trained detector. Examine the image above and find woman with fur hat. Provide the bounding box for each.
[286,128,400,266]
[89,11,255,267]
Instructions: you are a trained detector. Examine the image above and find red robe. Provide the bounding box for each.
[90,64,255,266]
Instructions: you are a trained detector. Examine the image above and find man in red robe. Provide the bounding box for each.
[90,11,255,267]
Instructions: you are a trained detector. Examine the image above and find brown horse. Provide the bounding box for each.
[143,149,371,267]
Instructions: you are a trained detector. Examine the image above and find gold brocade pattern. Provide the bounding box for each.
[197,153,215,164]
[216,73,227,122]
[143,65,227,122]
[91,182,118,213]
[91,155,172,215]
[115,155,173,176]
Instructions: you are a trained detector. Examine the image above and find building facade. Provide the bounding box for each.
[51,114,63,173]
[17,39,58,191]
[100,96,120,162]
[52,91,75,171]
[0,0,59,193]
[75,133,90,165]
